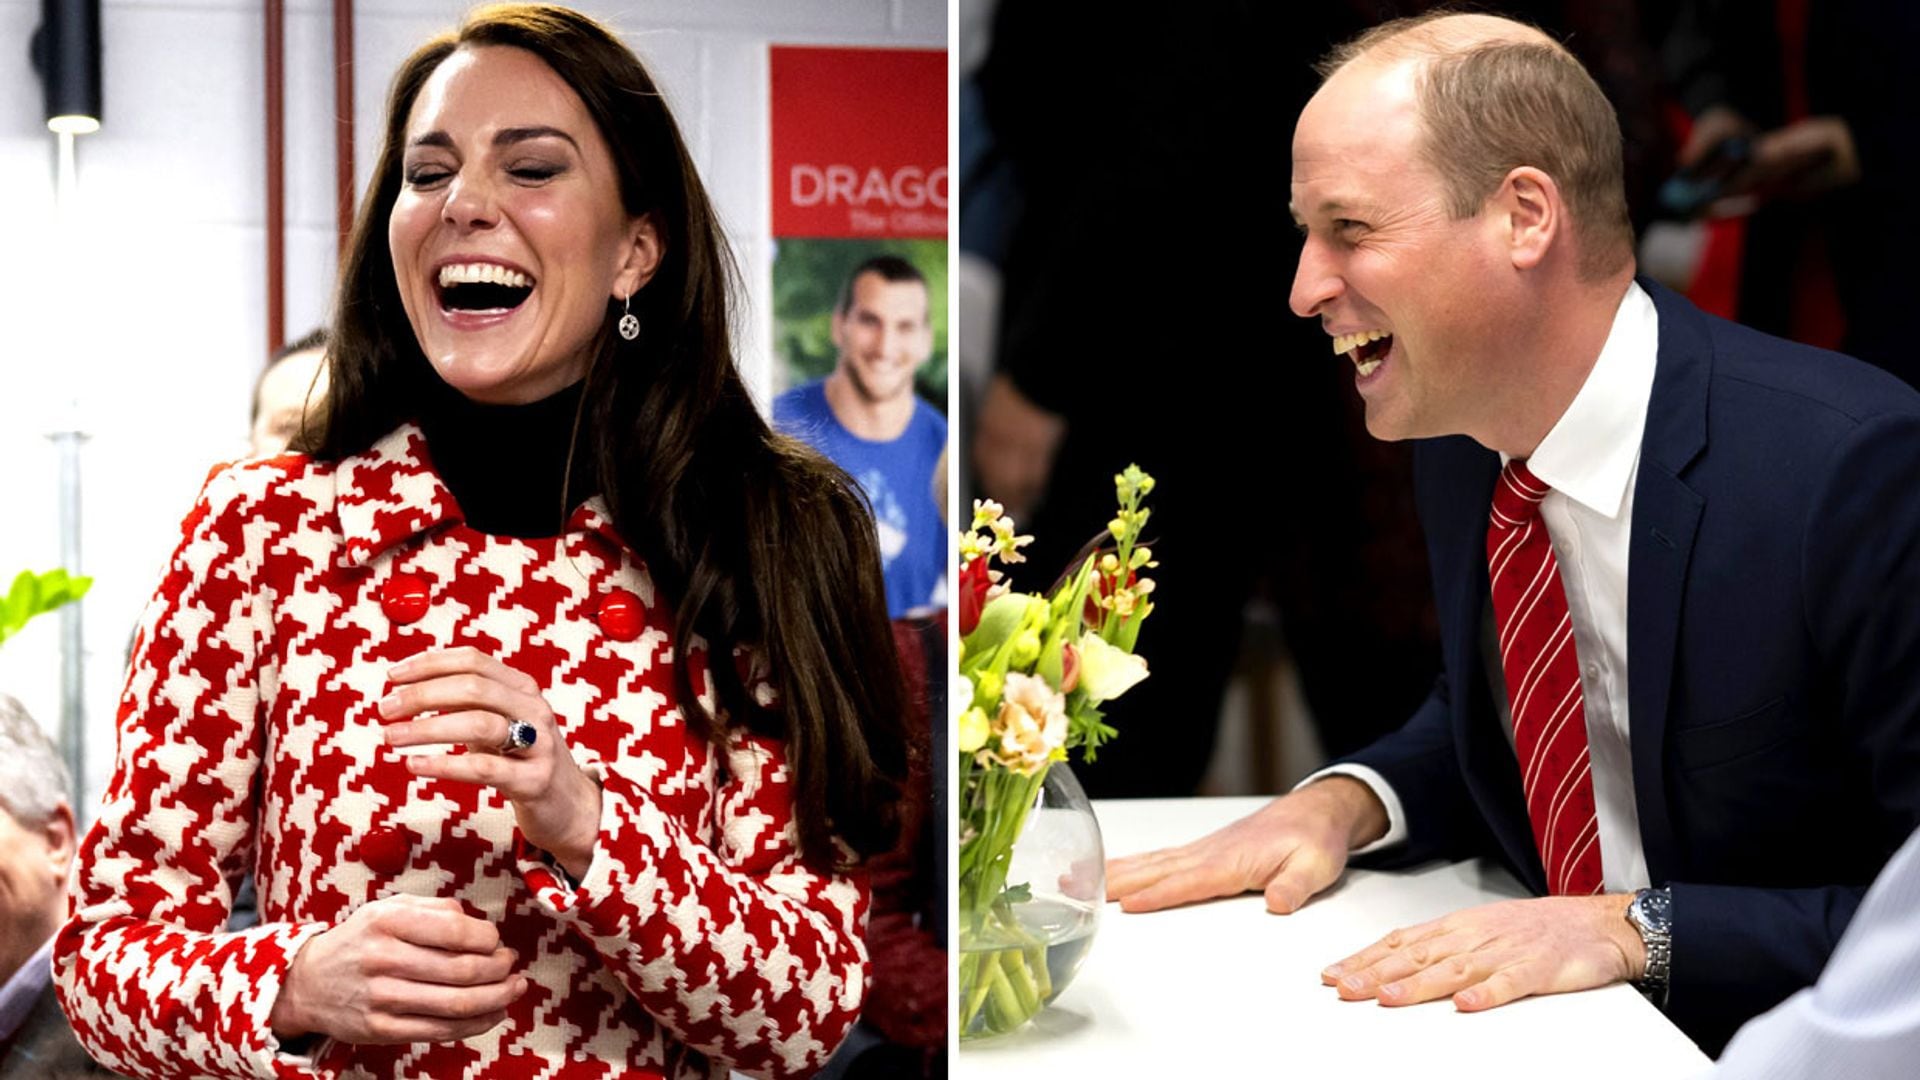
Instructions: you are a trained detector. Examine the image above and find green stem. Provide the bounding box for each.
[959,760,1059,1037]
[1025,942,1053,1002]
[1000,947,1042,1018]
[960,951,994,1032]
[985,952,1025,1029]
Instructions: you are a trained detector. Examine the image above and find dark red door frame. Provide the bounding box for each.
[264,0,354,355]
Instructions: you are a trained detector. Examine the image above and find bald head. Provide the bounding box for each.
[1308,12,1633,281]
[1320,12,1558,74]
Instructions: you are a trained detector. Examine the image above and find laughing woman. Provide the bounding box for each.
[53,6,907,1079]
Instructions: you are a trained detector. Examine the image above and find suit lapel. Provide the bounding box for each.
[1627,279,1711,882]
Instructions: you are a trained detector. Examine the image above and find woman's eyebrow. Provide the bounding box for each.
[495,126,580,151]
[406,127,581,151]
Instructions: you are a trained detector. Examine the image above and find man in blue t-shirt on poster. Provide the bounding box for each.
[775,255,948,619]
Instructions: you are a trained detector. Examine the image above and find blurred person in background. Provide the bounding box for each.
[775,255,948,620]
[970,1,1447,798]
[54,6,908,1078]
[248,328,330,457]
[0,694,116,1077]
[819,436,951,1080]
[1663,0,1920,386]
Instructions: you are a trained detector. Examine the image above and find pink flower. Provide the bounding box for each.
[982,672,1068,775]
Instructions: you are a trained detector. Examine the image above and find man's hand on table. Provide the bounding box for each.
[1106,780,1649,1014]
[1104,776,1388,914]
[1322,893,1646,1011]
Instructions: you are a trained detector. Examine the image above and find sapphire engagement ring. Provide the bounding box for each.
[500,720,538,755]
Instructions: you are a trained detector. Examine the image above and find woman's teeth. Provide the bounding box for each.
[438,263,532,288]
[436,262,535,313]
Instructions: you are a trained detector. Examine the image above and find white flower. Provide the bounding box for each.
[985,671,1068,775]
[972,498,1007,530]
[1076,632,1149,702]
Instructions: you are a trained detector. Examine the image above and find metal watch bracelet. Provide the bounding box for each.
[1628,886,1673,1008]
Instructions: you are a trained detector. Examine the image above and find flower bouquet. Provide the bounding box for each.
[956,466,1157,1040]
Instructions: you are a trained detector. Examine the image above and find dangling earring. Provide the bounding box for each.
[618,293,640,341]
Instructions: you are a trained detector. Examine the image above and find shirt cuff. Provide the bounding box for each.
[1293,764,1407,854]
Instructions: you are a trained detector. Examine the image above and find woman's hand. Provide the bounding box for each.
[381,646,604,878]
[270,894,525,1044]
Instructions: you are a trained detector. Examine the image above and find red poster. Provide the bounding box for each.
[770,46,947,239]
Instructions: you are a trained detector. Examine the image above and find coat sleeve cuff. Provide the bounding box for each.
[247,921,335,1079]
[514,760,636,920]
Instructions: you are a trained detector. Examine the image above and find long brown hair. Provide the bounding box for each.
[306,3,907,869]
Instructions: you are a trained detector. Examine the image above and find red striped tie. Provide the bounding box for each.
[1487,461,1603,896]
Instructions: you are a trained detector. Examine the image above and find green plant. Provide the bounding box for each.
[0,568,93,649]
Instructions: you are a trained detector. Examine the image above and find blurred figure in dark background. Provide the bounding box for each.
[819,450,949,1080]
[1663,0,1920,385]
[817,614,946,1080]
[973,2,1425,798]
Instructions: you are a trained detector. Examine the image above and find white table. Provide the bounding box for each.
[960,797,1714,1078]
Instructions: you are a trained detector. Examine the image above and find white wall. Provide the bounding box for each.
[0,0,946,807]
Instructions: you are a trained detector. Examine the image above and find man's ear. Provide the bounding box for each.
[612,213,664,300]
[1499,166,1561,272]
[42,803,76,880]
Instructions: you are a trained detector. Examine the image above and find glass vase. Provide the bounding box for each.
[957,762,1105,1041]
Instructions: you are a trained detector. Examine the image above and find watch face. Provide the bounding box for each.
[1634,889,1673,931]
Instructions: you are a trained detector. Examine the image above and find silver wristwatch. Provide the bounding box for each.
[1626,887,1672,1008]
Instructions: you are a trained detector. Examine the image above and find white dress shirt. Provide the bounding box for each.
[1307,281,1660,894]
[1703,825,1920,1078]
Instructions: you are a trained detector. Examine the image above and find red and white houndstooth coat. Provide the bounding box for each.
[53,424,868,1080]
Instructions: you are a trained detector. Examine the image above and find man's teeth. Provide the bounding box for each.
[1356,357,1384,377]
[1331,329,1390,355]
[437,263,533,288]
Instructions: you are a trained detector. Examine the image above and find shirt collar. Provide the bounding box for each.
[335,423,625,566]
[1519,281,1660,519]
[0,936,55,1044]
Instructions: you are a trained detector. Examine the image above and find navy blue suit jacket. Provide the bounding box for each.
[1343,279,1920,1053]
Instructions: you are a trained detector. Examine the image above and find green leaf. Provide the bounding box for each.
[1035,634,1065,689]
[963,591,1043,677]
[0,568,94,649]
[1112,598,1151,652]
[1000,882,1033,905]
[1068,700,1119,761]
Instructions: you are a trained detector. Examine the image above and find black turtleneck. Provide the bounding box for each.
[414,377,601,539]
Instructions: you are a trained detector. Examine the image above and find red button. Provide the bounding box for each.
[356,825,415,876]
[597,588,644,641]
[381,573,430,624]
